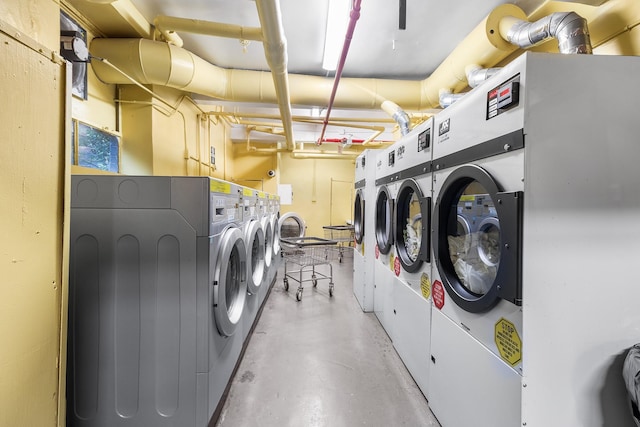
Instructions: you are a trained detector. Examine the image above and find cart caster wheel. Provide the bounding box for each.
[283,278,289,291]
[329,285,334,297]
[296,289,303,301]
[312,275,317,287]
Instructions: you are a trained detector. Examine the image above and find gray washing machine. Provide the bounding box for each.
[240,186,266,342]
[68,176,247,427]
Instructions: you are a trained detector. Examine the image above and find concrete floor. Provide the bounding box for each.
[216,256,441,427]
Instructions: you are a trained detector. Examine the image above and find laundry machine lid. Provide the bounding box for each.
[245,220,265,294]
[375,185,394,254]
[278,212,306,241]
[394,179,430,273]
[213,227,248,337]
[354,189,365,244]
[433,164,522,313]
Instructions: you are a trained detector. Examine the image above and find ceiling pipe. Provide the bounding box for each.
[154,15,263,47]
[317,0,362,145]
[500,11,592,54]
[380,100,411,136]
[89,4,527,112]
[255,0,296,150]
[465,64,502,88]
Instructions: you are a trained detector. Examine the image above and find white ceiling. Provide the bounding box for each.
[79,0,605,145]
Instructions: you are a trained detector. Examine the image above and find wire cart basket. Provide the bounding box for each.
[322,225,354,263]
[281,236,339,301]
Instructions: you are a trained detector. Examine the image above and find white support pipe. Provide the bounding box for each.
[255,0,295,150]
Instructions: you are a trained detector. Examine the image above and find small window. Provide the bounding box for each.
[71,120,120,172]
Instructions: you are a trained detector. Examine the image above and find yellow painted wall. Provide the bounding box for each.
[0,5,67,427]
[233,143,280,194]
[279,154,355,237]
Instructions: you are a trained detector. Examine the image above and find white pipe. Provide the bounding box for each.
[255,0,295,150]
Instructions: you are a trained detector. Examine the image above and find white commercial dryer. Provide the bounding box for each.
[429,52,640,427]
[388,118,434,399]
[240,186,266,342]
[353,149,376,312]
[373,144,400,341]
[67,176,248,427]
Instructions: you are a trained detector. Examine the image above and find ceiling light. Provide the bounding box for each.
[322,0,351,71]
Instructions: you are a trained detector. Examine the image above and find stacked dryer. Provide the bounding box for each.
[68,176,248,427]
[353,149,376,312]
[387,118,434,398]
[428,52,640,427]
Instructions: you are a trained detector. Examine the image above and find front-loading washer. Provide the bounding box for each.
[373,144,400,341]
[240,186,266,342]
[353,149,376,312]
[68,176,248,427]
[388,118,434,399]
[429,52,640,427]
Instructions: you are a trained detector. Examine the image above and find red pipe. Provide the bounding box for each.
[317,0,362,145]
[321,138,365,143]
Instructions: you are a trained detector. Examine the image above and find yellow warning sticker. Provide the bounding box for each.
[420,273,431,300]
[210,180,231,194]
[494,318,522,366]
[361,244,365,256]
[459,195,475,202]
[258,191,265,198]
[389,253,395,271]
[243,188,254,197]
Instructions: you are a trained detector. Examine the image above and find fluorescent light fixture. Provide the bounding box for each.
[322,0,351,71]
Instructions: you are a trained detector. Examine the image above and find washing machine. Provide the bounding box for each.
[353,149,376,312]
[259,193,276,304]
[389,118,434,399]
[373,144,400,341]
[67,175,248,427]
[429,52,640,427]
[240,186,266,342]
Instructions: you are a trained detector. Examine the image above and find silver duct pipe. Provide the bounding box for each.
[465,64,502,88]
[438,89,465,109]
[381,100,411,136]
[502,12,592,54]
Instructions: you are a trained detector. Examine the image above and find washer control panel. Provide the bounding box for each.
[487,74,520,120]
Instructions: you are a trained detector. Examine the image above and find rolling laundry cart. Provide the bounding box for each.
[322,225,354,263]
[281,236,339,301]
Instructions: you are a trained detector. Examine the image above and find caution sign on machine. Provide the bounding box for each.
[420,273,431,300]
[494,318,522,366]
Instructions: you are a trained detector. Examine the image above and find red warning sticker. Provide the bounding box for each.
[432,280,445,309]
[375,245,380,259]
[394,256,401,276]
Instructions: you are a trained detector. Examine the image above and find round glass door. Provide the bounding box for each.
[213,227,247,337]
[375,186,394,254]
[434,165,522,313]
[246,220,265,294]
[272,212,281,256]
[279,212,306,240]
[354,189,365,244]
[262,217,273,269]
[394,179,429,273]
[447,186,499,296]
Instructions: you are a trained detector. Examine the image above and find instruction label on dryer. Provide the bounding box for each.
[494,318,522,366]
[420,273,431,300]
